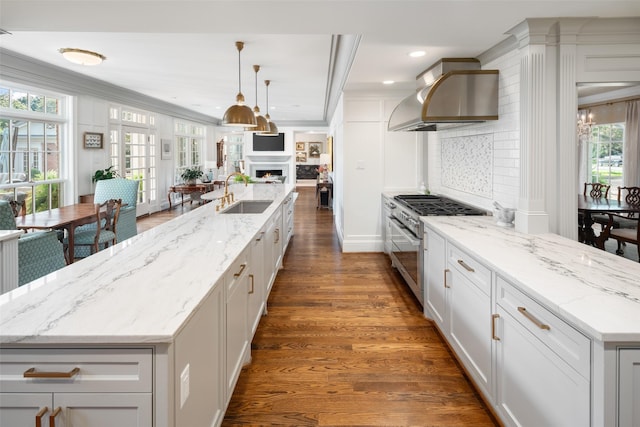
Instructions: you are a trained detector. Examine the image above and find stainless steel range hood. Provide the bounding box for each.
[388,58,499,132]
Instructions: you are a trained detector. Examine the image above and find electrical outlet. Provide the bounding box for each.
[180,364,190,408]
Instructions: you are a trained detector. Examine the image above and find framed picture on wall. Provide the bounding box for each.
[161,138,173,160]
[83,132,103,149]
[296,152,307,163]
[308,142,321,158]
[296,142,305,151]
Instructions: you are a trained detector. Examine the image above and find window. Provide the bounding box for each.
[175,121,205,176]
[0,84,66,212]
[589,123,625,199]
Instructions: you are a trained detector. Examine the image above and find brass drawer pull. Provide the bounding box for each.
[256,231,265,242]
[457,259,475,272]
[444,268,450,288]
[36,406,49,427]
[24,367,80,378]
[234,263,247,278]
[518,307,551,330]
[249,274,255,294]
[49,407,62,427]
[491,314,500,341]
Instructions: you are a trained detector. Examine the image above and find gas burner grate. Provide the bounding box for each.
[394,194,485,216]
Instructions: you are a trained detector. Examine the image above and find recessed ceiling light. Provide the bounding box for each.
[383,80,395,85]
[59,48,106,66]
[409,50,426,58]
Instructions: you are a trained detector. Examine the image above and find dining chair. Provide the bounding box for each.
[578,182,611,242]
[0,200,67,286]
[8,200,26,217]
[73,178,139,259]
[600,186,640,262]
[65,199,122,258]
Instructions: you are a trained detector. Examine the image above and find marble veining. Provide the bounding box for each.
[422,216,640,341]
[0,184,294,345]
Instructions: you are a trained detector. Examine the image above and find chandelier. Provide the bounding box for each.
[577,112,595,139]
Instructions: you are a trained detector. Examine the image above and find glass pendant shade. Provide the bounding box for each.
[223,42,257,127]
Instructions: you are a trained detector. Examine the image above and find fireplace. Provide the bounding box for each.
[256,169,283,178]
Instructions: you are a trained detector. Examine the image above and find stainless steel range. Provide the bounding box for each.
[388,194,485,305]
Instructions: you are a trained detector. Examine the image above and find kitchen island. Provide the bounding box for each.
[421,215,640,427]
[0,183,295,427]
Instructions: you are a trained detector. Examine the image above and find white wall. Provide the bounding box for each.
[339,92,422,252]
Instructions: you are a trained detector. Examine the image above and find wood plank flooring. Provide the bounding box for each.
[218,187,497,426]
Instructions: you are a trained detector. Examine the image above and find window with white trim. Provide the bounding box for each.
[175,121,205,176]
[0,83,67,212]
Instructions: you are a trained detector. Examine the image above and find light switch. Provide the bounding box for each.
[356,160,365,169]
[180,364,190,408]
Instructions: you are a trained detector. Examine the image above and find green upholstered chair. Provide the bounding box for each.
[65,199,121,257]
[74,178,139,258]
[0,200,66,286]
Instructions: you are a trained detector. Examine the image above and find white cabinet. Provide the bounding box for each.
[619,348,640,426]
[282,192,295,251]
[446,243,493,400]
[225,246,251,403]
[423,226,446,330]
[494,276,590,427]
[0,348,153,426]
[265,208,283,295]
[249,229,266,336]
[381,195,396,254]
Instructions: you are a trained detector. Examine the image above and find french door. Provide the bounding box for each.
[110,126,157,216]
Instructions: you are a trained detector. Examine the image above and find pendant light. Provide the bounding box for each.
[247,65,269,132]
[223,41,257,127]
[262,79,279,135]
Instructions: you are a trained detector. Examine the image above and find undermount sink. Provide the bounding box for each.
[220,200,273,214]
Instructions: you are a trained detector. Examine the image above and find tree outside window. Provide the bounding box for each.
[589,123,625,199]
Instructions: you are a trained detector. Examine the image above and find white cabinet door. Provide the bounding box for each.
[619,348,640,427]
[225,254,250,401]
[423,227,446,330]
[249,230,266,337]
[272,208,283,272]
[448,267,492,398]
[0,393,52,426]
[495,305,590,427]
[51,393,152,427]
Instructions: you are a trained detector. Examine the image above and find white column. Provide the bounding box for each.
[508,19,554,234]
[0,230,22,294]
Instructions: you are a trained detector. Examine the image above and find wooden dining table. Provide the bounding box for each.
[577,195,640,247]
[15,203,100,264]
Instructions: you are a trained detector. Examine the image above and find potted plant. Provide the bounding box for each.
[92,166,117,183]
[181,167,203,185]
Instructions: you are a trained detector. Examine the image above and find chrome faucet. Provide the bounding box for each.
[217,172,249,210]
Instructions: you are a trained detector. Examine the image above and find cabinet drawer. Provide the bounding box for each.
[496,276,590,379]
[226,245,249,296]
[448,243,491,296]
[0,348,153,393]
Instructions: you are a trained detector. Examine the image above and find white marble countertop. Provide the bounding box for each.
[422,216,640,342]
[0,183,294,345]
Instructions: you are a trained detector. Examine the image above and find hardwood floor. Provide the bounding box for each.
[136,188,497,426]
[219,187,496,426]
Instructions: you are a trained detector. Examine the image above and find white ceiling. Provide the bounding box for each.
[1,1,639,126]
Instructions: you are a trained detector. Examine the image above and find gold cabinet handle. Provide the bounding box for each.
[256,231,265,242]
[248,274,255,294]
[444,268,450,288]
[517,307,550,330]
[24,367,80,378]
[491,314,500,341]
[233,263,247,278]
[35,406,49,427]
[49,407,62,427]
[457,259,475,272]
[274,227,280,243]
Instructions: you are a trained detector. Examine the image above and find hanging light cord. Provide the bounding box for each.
[236,41,244,101]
